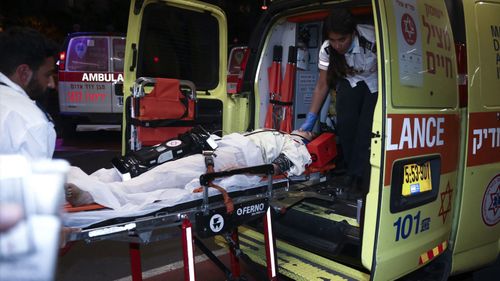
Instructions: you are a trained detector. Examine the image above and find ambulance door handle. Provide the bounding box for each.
[130,43,137,72]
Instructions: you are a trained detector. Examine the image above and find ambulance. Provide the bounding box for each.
[58,33,126,136]
[122,0,499,280]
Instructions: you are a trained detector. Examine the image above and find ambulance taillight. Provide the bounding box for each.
[58,51,66,71]
[227,46,249,94]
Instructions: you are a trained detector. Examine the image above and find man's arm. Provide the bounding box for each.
[272,153,294,175]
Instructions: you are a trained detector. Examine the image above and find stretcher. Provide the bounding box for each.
[61,77,342,281]
[62,163,337,281]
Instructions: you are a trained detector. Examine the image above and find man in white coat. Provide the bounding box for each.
[66,130,313,211]
[0,27,58,159]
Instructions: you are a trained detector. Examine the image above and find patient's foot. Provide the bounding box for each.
[65,183,95,206]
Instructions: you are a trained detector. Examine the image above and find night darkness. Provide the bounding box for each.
[0,0,263,131]
[0,0,263,45]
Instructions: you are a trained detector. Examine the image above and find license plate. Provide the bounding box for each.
[402,162,432,196]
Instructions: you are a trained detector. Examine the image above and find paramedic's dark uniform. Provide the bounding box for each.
[318,24,378,185]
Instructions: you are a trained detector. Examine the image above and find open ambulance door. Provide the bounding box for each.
[122,0,250,151]
[449,0,500,274]
[365,0,460,279]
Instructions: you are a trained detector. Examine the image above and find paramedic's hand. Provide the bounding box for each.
[300,112,318,132]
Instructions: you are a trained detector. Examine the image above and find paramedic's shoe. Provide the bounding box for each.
[65,183,94,207]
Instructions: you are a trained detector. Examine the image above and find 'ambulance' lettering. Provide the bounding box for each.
[387,117,445,151]
[82,73,124,82]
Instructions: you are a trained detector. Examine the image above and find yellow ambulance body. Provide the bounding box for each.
[122,0,499,279]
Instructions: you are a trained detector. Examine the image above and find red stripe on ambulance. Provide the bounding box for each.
[384,114,460,186]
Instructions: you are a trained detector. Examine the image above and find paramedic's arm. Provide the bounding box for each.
[6,112,56,159]
[300,69,329,131]
[23,125,56,159]
[309,69,329,114]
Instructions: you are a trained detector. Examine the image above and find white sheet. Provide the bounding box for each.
[63,131,311,228]
[63,175,269,228]
[66,133,264,211]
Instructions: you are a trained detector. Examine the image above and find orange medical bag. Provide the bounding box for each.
[306,132,337,168]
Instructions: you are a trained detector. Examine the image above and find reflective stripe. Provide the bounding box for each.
[266,208,276,277]
[186,226,195,281]
[419,240,448,265]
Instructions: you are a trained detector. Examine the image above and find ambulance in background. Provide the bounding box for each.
[58,33,125,136]
[122,0,499,280]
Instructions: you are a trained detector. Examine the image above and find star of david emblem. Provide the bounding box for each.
[438,181,453,224]
[488,185,499,216]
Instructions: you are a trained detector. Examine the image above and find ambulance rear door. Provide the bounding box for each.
[123,0,247,142]
[450,0,500,274]
[366,1,460,279]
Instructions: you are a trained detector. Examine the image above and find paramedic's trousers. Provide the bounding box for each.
[336,79,378,181]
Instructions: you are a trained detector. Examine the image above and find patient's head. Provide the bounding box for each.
[291,130,315,144]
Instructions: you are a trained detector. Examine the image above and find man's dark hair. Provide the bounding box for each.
[0,27,59,75]
[324,8,357,88]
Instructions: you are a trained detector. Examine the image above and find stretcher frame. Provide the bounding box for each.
[63,164,336,281]
[63,77,338,280]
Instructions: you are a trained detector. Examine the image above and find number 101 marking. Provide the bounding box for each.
[393,211,431,241]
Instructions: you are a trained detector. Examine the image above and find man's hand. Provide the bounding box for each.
[299,112,318,132]
[272,163,281,175]
[0,203,23,232]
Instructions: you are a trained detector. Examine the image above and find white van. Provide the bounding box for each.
[57,33,125,136]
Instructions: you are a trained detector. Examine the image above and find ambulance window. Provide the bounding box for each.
[112,38,125,72]
[66,37,109,72]
[137,3,219,90]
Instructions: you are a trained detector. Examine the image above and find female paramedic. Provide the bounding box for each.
[300,8,378,192]
[65,130,313,210]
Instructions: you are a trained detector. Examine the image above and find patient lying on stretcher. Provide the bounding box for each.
[65,130,313,210]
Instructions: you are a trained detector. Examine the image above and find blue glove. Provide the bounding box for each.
[300,112,318,132]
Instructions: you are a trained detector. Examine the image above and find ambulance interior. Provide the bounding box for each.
[248,4,376,270]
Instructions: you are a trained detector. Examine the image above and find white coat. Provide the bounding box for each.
[0,72,56,159]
